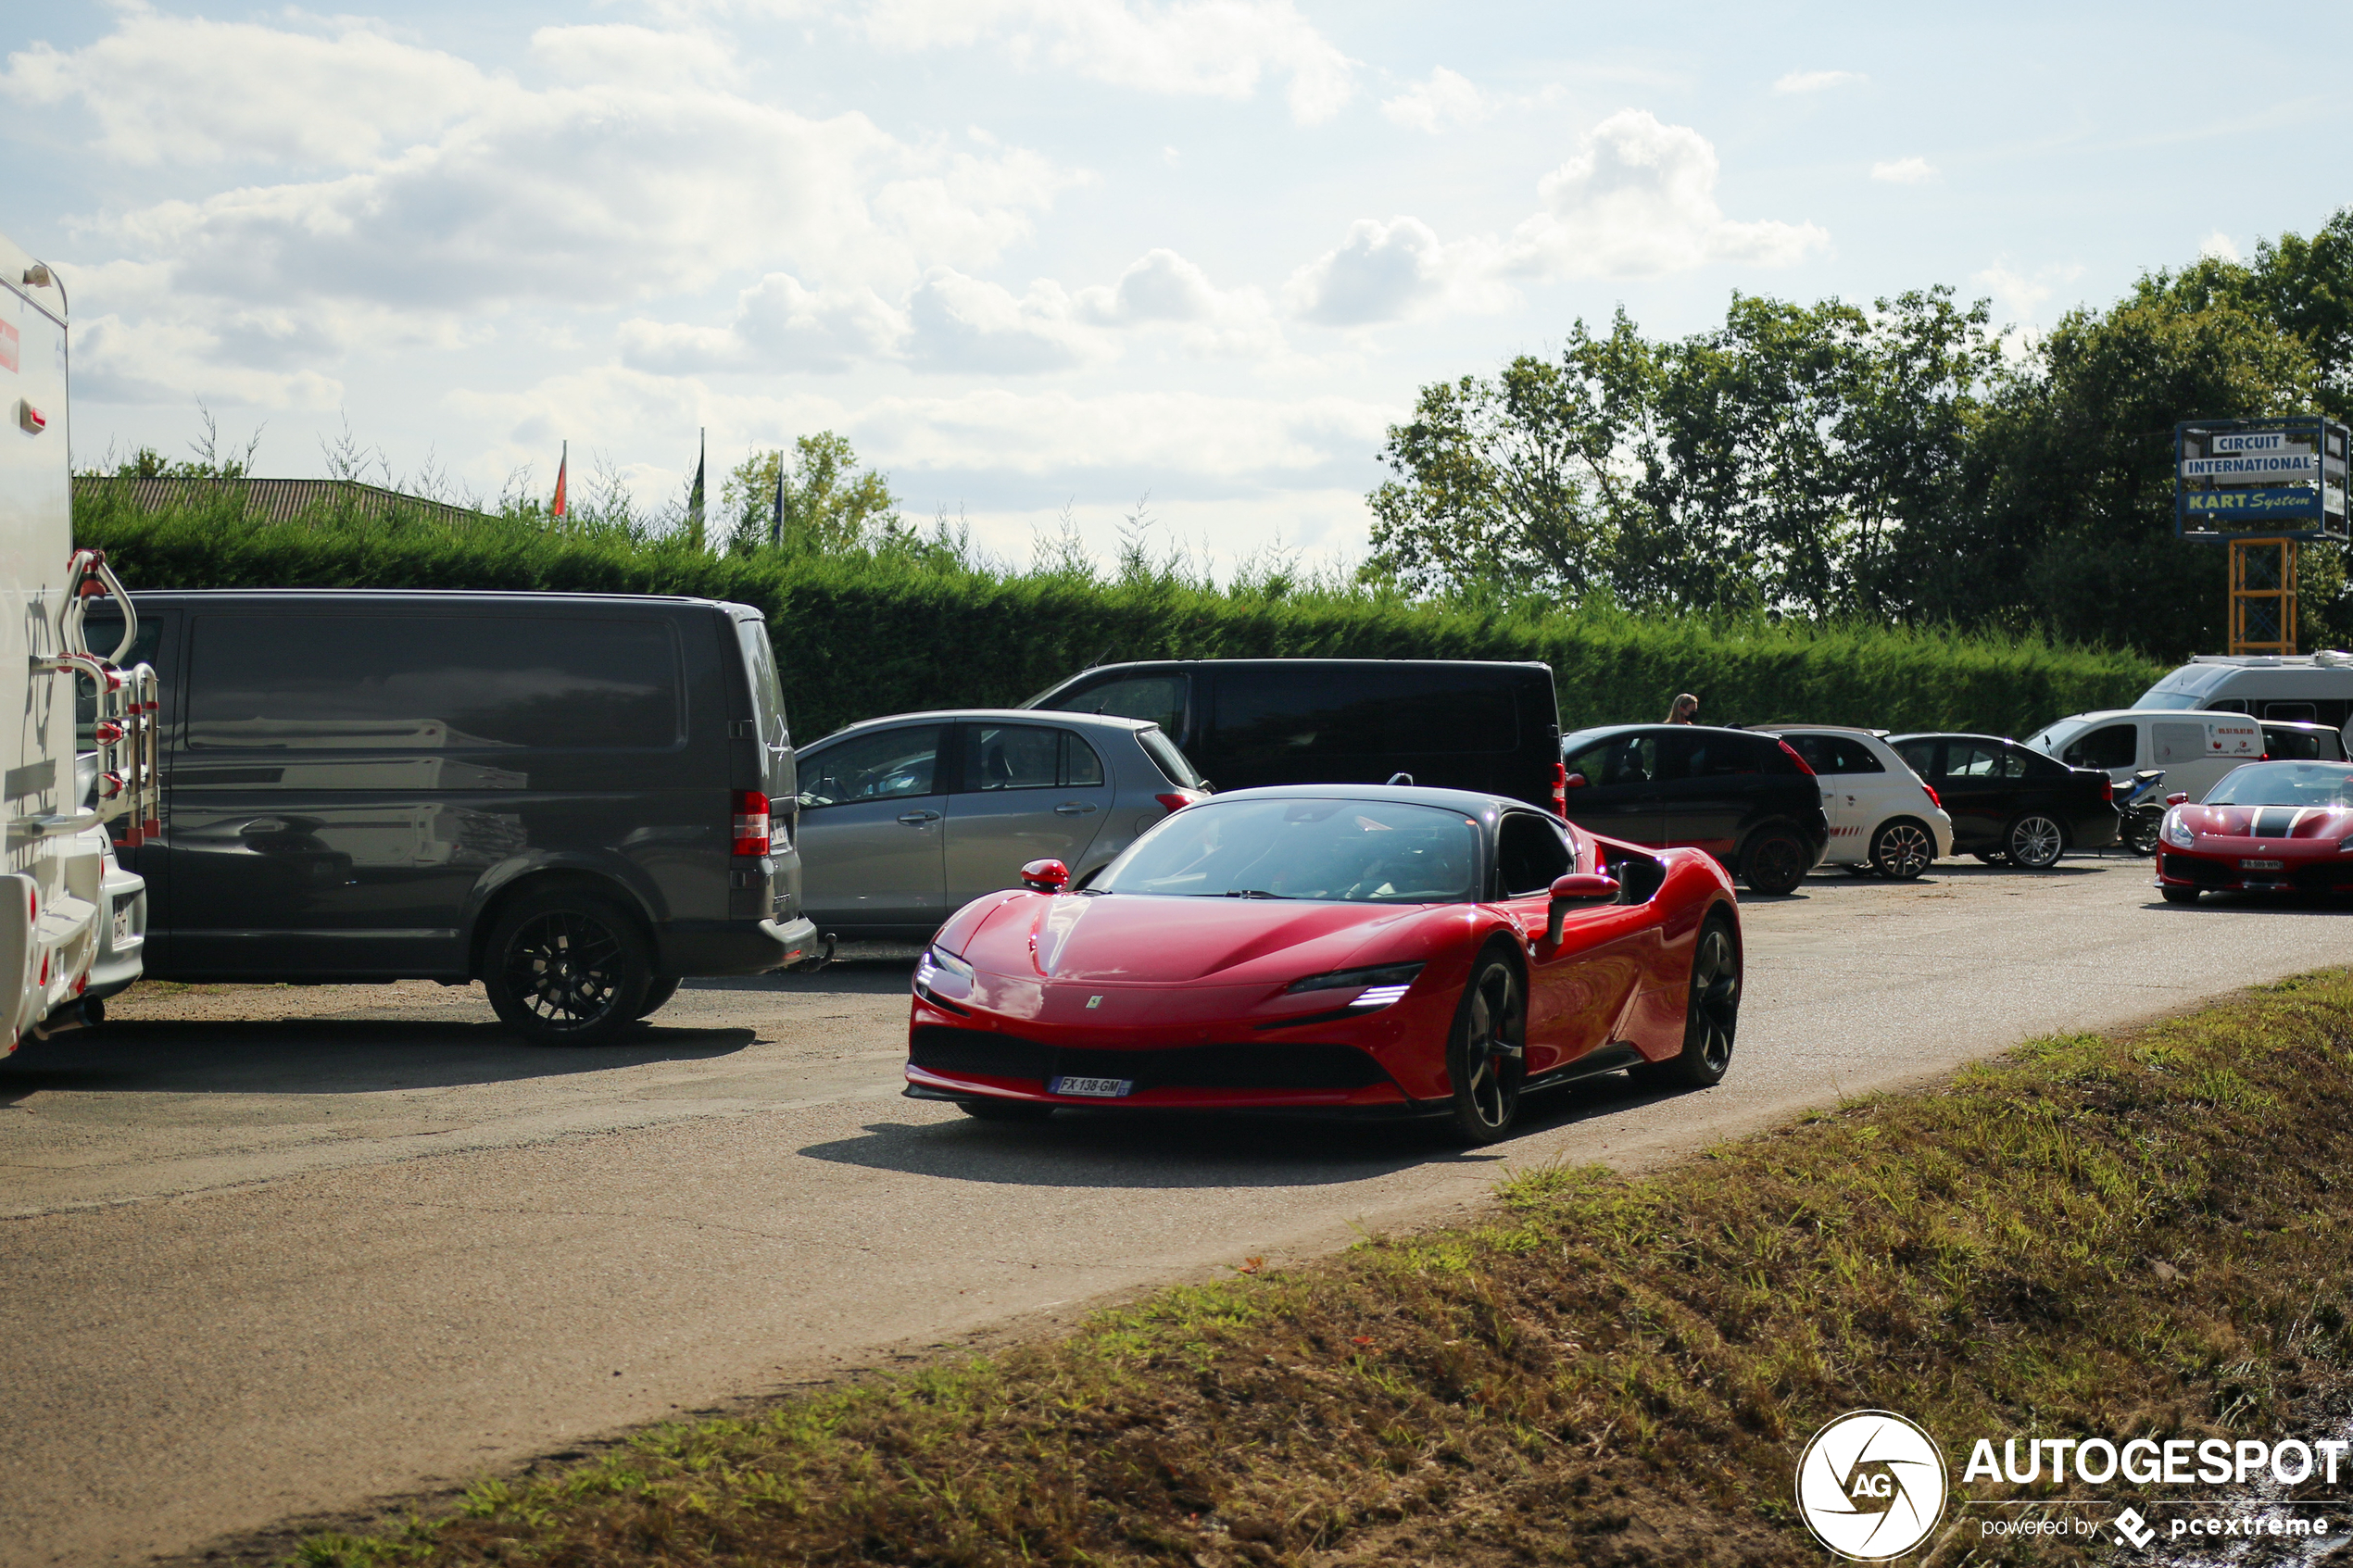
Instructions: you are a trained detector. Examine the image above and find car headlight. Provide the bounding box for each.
[2161,810,2196,850]
[915,945,975,1002]
[1286,961,1424,1009]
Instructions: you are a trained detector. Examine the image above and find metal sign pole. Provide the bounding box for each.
[2227,536,2297,655]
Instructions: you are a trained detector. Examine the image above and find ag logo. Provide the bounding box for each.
[1795,1410,1946,1561]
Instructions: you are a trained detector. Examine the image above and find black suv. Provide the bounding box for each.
[89,590,819,1043]
[1557,724,1830,895]
[1025,659,1564,810]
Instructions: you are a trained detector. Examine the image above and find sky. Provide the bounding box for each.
[6,1,2350,575]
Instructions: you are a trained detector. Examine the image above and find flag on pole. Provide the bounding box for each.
[770,452,786,548]
[551,440,567,520]
[686,427,706,545]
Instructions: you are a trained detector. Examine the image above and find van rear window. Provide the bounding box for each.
[1211,667,1518,759]
[186,615,681,750]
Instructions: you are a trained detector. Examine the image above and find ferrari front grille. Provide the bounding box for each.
[910,1026,1391,1092]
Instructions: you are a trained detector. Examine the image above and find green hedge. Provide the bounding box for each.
[76,492,2165,745]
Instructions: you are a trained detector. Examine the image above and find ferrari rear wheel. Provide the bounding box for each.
[1444,950,1526,1145]
[959,1098,1055,1123]
[1631,913,1740,1090]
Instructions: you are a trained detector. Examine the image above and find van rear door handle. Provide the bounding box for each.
[1053,802,1099,816]
[897,809,940,826]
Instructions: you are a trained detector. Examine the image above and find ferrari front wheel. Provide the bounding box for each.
[1632,913,1739,1090]
[1444,950,1526,1145]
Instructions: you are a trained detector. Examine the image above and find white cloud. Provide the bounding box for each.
[623,247,1277,373]
[1970,258,2085,359]
[2,13,487,167]
[1287,109,1828,325]
[2200,230,2243,264]
[1508,109,1829,277]
[1381,67,1488,133]
[1774,69,1862,94]
[855,0,1356,122]
[529,24,743,90]
[1870,157,1937,184]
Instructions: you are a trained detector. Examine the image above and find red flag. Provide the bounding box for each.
[552,440,568,519]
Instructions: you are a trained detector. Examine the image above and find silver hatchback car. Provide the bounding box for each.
[793,709,1209,942]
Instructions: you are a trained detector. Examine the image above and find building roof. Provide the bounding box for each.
[74,475,492,529]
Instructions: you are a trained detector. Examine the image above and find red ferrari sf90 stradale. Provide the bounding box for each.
[2156,760,2353,903]
[903,784,1743,1144]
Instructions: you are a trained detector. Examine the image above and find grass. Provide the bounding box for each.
[277,969,2353,1567]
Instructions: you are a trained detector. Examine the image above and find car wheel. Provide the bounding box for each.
[483,888,654,1047]
[2123,815,2161,857]
[2007,813,2067,871]
[1444,949,1525,1145]
[1631,912,1740,1090]
[958,1098,1055,1123]
[1738,828,1810,896]
[635,976,683,1019]
[2161,884,2202,905]
[1869,819,1936,881]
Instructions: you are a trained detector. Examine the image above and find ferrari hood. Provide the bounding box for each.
[2182,803,2353,841]
[956,892,1433,985]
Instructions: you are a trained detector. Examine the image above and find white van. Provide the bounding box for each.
[2133,653,2353,729]
[2023,710,2273,802]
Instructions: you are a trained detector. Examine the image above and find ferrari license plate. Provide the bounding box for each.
[1051,1075,1133,1098]
[2241,859,2284,872]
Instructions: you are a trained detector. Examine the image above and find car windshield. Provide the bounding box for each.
[1094,797,1481,904]
[2205,762,2353,807]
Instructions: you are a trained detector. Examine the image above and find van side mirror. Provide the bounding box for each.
[2165,792,2189,808]
[1563,771,1588,790]
[1019,858,1070,892]
[1543,872,1620,944]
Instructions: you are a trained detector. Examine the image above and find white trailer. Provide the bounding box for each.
[3,227,157,1055]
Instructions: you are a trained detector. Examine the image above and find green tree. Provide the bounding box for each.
[720,433,902,558]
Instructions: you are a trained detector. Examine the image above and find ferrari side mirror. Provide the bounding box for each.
[1020,858,1071,892]
[2165,792,2189,808]
[1543,872,1620,944]
[1563,771,1589,790]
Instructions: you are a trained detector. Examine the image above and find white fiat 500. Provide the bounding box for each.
[1762,726,1956,879]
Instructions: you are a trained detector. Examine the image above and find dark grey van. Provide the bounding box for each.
[1024,659,1565,810]
[90,591,819,1044]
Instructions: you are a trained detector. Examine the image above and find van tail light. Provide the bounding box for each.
[731,790,771,857]
[1550,762,1567,817]
[1155,792,1197,815]
[1778,740,1817,776]
[1923,784,1941,809]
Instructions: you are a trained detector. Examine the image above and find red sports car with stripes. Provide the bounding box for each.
[903,784,1742,1143]
[2156,760,2353,903]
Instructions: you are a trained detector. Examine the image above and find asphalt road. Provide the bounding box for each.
[5,858,2349,1565]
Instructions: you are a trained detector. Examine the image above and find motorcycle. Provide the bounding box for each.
[2119,768,2168,856]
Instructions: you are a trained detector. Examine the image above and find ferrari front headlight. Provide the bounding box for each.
[1287,961,1424,1008]
[2161,810,2196,850]
[915,945,975,1002]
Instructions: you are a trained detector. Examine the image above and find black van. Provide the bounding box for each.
[1024,659,1564,809]
[90,591,819,1044]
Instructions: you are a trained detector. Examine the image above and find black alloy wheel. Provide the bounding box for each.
[636,976,683,1019]
[483,889,653,1047]
[2006,813,2067,871]
[2161,884,2202,906]
[1738,828,1810,897]
[1869,819,1936,881]
[2123,813,2161,857]
[1445,950,1526,1145]
[1632,913,1740,1089]
[958,1098,1056,1123]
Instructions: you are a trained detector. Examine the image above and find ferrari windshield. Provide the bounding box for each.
[1095,797,1481,903]
[2205,761,2353,807]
